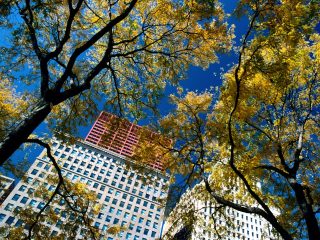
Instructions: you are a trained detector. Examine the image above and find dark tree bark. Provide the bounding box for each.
[0,100,51,164]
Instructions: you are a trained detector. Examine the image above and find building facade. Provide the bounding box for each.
[162,182,277,240]
[85,112,165,171]
[0,113,169,239]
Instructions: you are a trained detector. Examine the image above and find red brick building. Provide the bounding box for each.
[85,112,166,171]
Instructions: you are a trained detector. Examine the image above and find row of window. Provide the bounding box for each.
[52,141,167,186]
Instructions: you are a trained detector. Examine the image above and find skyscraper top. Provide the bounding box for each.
[85,112,166,171]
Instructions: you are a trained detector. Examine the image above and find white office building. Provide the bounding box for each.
[0,139,169,239]
[162,182,277,240]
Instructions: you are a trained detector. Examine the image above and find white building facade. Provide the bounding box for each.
[162,183,277,240]
[0,139,169,239]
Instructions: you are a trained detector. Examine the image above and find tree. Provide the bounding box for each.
[0,0,233,163]
[134,0,320,239]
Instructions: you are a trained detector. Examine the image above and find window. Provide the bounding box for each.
[26,177,33,183]
[138,217,144,223]
[126,204,132,210]
[131,215,137,221]
[36,162,43,168]
[106,215,112,222]
[102,225,108,231]
[126,233,132,240]
[113,218,119,224]
[73,175,79,181]
[151,231,156,238]
[30,200,37,207]
[6,216,15,225]
[14,206,21,214]
[124,212,129,219]
[12,194,20,201]
[116,209,122,216]
[115,191,120,196]
[121,221,127,227]
[120,201,125,207]
[100,185,106,191]
[129,223,134,230]
[141,209,146,215]
[109,207,115,213]
[18,185,27,191]
[136,226,142,232]
[4,203,14,212]
[146,220,151,226]
[56,220,63,228]
[144,229,149,235]
[155,214,160,220]
[0,214,6,222]
[15,219,23,227]
[20,197,29,204]
[37,202,45,209]
[143,201,148,207]
[148,211,153,217]
[31,169,38,175]
[153,222,158,229]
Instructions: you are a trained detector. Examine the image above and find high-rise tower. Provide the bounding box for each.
[0,112,169,239]
[85,112,166,171]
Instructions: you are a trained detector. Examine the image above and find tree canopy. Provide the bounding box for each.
[0,0,233,163]
[0,0,319,239]
[134,0,320,239]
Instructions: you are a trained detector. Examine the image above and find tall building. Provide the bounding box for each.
[85,112,166,172]
[162,182,277,240]
[0,112,169,239]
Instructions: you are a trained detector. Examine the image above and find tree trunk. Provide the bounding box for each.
[290,180,320,240]
[0,100,51,165]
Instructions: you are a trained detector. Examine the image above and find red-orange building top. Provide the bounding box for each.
[85,112,165,171]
